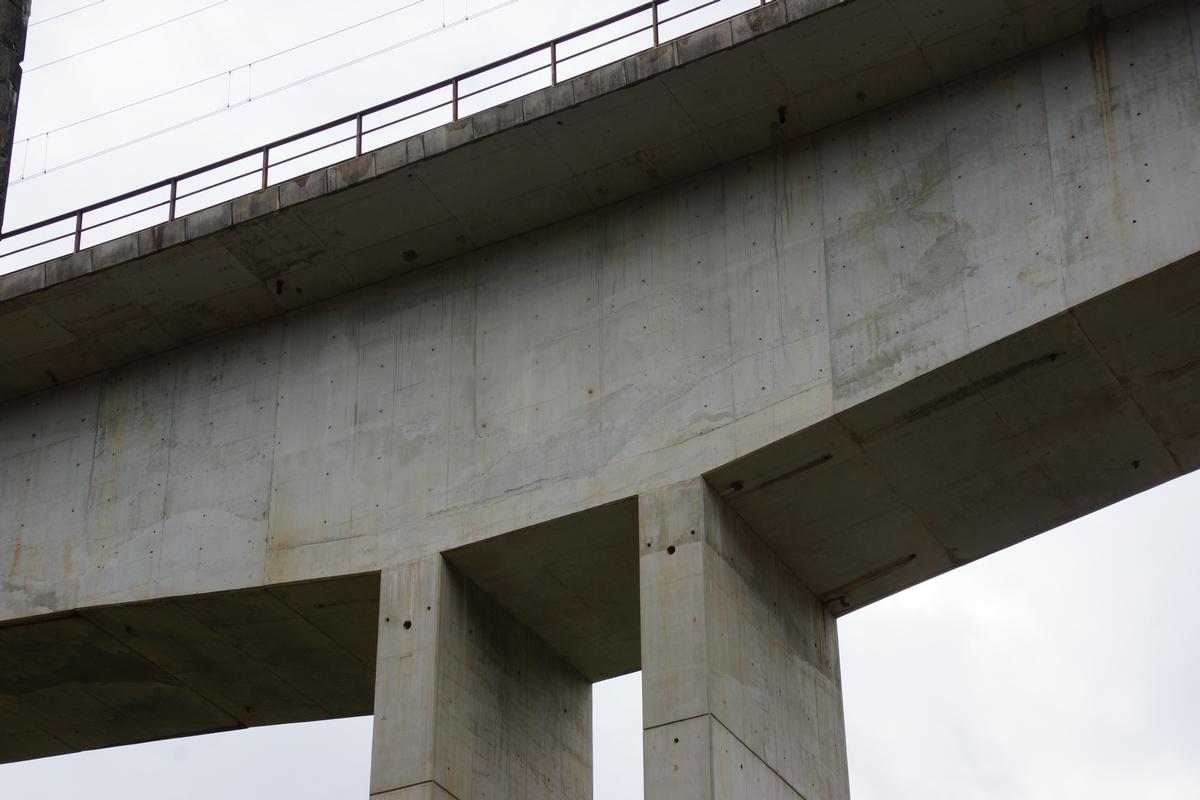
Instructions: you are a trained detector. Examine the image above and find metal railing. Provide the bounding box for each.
[0,0,773,270]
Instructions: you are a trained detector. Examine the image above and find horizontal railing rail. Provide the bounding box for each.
[0,0,772,270]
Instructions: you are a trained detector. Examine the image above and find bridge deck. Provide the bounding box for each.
[0,0,1156,400]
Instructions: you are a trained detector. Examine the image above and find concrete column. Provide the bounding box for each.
[369,555,592,800]
[639,478,850,800]
[0,0,29,226]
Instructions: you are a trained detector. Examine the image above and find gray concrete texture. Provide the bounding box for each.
[2,0,1197,619]
[0,0,1162,398]
[370,556,591,798]
[640,478,847,800]
[0,574,378,761]
[0,0,1198,789]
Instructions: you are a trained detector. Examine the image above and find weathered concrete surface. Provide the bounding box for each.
[0,0,1199,775]
[0,0,1160,399]
[3,0,1198,624]
[0,574,378,762]
[443,498,640,682]
[640,479,848,800]
[0,0,28,225]
[706,255,1200,608]
[370,556,591,799]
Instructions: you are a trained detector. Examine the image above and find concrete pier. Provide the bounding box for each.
[370,557,592,799]
[640,479,848,800]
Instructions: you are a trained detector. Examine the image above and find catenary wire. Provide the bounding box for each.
[13,0,428,146]
[25,0,228,72]
[9,0,517,183]
[28,0,107,27]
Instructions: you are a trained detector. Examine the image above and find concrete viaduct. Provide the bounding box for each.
[2,0,1198,796]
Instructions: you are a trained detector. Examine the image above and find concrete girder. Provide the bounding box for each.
[0,0,1164,399]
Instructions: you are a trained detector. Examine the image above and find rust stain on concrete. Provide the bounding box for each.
[7,538,20,577]
[1087,8,1130,250]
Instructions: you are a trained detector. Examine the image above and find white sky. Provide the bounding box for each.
[1,1,1198,798]
[0,0,762,266]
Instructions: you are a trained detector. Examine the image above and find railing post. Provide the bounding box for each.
[168,180,177,221]
[356,114,363,157]
[261,148,269,191]
[73,211,82,252]
[550,41,557,86]
[652,1,659,47]
[451,79,459,121]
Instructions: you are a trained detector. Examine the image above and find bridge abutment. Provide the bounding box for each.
[639,478,850,800]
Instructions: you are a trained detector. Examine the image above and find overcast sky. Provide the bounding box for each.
[1,2,1198,798]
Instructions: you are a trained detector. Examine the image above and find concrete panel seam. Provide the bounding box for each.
[163,594,338,718]
[642,710,712,733]
[74,608,245,731]
[372,778,465,800]
[826,414,957,573]
[937,85,975,372]
[1068,305,1185,472]
[265,578,379,670]
[78,376,106,576]
[708,710,813,800]
[158,362,182,594]
[260,324,286,584]
[700,475,825,600]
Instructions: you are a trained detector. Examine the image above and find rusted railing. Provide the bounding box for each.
[0,0,773,268]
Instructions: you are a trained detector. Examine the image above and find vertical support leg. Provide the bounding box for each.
[639,478,850,800]
[0,0,30,227]
[370,555,592,799]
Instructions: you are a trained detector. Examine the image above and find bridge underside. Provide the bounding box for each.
[0,574,379,762]
[2,242,1195,763]
[712,249,1200,608]
[1,0,1198,787]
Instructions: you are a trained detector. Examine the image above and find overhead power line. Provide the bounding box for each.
[254,0,516,102]
[15,0,428,145]
[28,0,107,27]
[25,0,228,72]
[9,0,518,184]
